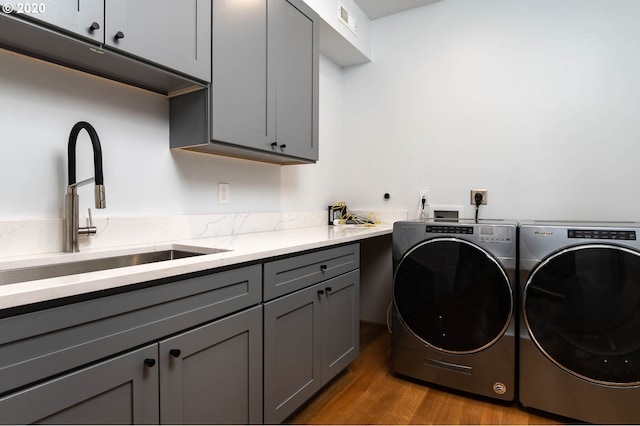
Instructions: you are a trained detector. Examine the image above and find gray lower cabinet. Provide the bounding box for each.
[170,0,319,164]
[321,271,361,381]
[263,269,360,424]
[0,265,262,425]
[264,283,322,423]
[0,344,159,424]
[0,244,360,425]
[160,305,263,425]
[0,306,262,425]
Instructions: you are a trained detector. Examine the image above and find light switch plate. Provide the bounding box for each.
[218,182,230,205]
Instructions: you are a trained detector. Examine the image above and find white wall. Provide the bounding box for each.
[7,0,639,226]
[0,50,344,221]
[342,0,640,221]
[282,54,345,211]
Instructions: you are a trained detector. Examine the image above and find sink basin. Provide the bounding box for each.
[0,246,229,286]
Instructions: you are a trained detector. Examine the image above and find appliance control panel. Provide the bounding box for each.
[479,226,513,243]
[568,229,636,240]
[425,225,514,242]
[426,225,473,234]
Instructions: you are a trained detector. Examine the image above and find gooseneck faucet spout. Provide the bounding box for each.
[64,121,106,252]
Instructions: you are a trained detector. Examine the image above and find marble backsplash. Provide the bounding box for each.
[0,209,407,258]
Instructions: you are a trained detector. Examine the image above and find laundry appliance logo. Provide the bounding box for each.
[534,230,553,236]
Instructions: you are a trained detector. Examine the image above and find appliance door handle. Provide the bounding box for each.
[424,357,472,375]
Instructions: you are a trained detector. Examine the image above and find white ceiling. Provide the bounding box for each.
[353,0,442,20]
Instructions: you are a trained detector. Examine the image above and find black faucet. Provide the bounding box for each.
[64,121,106,252]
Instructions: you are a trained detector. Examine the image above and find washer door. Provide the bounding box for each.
[524,244,640,385]
[393,238,513,354]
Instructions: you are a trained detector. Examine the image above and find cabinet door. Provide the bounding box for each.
[272,0,319,161]
[322,270,360,382]
[0,344,159,424]
[1,0,103,42]
[264,284,323,424]
[159,305,263,425]
[211,0,276,150]
[105,0,211,82]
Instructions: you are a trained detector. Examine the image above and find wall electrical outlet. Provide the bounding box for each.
[470,189,487,205]
[218,182,230,205]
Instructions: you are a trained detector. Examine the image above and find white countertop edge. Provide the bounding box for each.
[0,225,392,311]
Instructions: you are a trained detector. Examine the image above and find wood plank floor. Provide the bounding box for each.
[290,323,567,425]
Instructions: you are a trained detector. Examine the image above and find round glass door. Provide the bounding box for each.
[393,238,512,354]
[524,245,640,385]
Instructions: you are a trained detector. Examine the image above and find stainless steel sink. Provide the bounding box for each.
[0,246,229,286]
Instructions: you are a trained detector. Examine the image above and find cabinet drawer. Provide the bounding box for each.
[0,265,261,396]
[263,244,359,301]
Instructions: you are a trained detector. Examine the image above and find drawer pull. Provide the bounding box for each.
[320,264,328,272]
[144,358,156,368]
[170,349,182,358]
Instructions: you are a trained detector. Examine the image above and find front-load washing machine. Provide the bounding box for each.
[519,221,640,424]
[392,219,517,401]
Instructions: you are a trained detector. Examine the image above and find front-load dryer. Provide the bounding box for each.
[392,219,517,401]
[519,221,640,424]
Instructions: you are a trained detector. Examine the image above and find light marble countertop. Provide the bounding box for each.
[0,224,392,311]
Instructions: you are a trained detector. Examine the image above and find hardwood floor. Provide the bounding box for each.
[289,323,566,425]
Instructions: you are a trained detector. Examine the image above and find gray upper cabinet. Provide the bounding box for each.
[2,0,104,42]
[170,0,319,164]
[105,0,211,82]
[210,0,275,151]
[273,0,319,160]
[0,0,210,92]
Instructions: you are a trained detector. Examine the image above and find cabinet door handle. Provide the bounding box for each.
[318,289,325,296]
[320,264,328,272]
[325,286,332,293]
[169,349,182,358]
[89,22,100,32]
[280,144,287,150]
[144,358,156,368]
[114,31,125,40]
[270,142,278,148]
